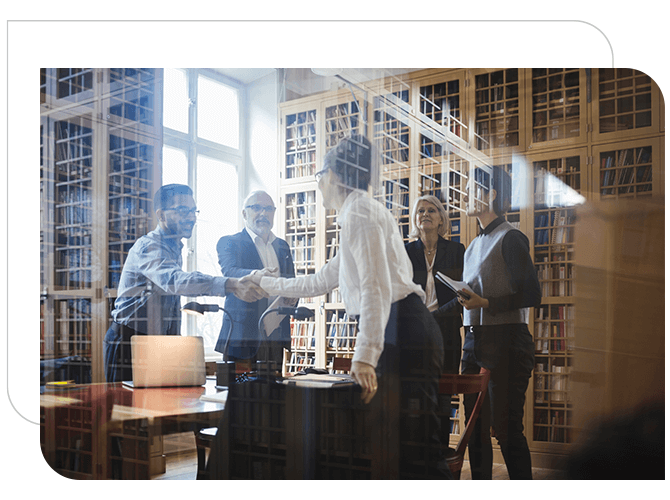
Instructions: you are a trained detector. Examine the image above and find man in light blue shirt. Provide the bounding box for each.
[104,184,266,382]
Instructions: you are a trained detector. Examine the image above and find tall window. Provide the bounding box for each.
[162,69,243,352]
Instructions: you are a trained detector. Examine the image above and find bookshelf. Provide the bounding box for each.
[471,68,523,153]
[40,68,163,383]
[528,69,587,147]
[278,67,663,468]
[593,68,659,141]
[593,138,661,200]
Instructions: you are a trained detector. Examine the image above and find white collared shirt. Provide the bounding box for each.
[246,226,280,271]
[260,190,424,368]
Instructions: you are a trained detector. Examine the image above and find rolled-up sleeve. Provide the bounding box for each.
[139,239,229,297]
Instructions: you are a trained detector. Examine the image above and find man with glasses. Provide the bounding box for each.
[215,190,296,368]
[103,183,267,382]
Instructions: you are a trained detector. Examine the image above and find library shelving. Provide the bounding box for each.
[528,68,587,147]
[593,68,660,141]
[471,68,523,153]
[278,67,663,468]
[40,68,163,383]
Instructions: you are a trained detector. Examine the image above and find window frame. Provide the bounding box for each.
[162,68,245,349]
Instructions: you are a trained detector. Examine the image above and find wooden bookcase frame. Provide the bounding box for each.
[523,68,590,150]
[40,68,163,383]
[591,68,662,143]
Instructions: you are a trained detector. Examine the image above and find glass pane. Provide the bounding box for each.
[163,68,189,133]
[162,145,188,186]
[193,155,238,349]
[161,145,189,295]
[197,75,239,148]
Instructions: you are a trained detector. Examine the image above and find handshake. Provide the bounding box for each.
[226,267,279,302]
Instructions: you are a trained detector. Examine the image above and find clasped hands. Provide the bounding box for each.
[227,267,278,302]
[230,267,379,405]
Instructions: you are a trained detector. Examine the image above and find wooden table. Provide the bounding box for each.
[40,379,226,479]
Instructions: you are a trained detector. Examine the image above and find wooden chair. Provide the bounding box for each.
[331,357,352,373]
[438,367,491,479]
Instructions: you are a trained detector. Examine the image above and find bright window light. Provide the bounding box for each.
[198,75,239,148]
[163,68,189,134]
[162,145,188,186]
[193,155,239,349]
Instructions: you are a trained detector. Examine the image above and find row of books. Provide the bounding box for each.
[601,165,652,193]
[327,312,357,350]
[291,320,316,350]
[286,191,317,229]
[602,146,651,169]
[325,114,359,135]
[534,363,569,403]
[285,149,316,170]
[535,305,574,353]
[534,209,574,246]
[381,178,410,214]
[285,129,317,152]
[533,409,570,443]
[285,109,317,127]
[288,234,316,266]
[61,244,92,265]
[536,257,574,297]
[286,353,316,372]
[55,269,92,288]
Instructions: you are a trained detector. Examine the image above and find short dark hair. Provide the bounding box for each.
[154,184,193,211]
[323,134,371,191]
[490,165,512,216]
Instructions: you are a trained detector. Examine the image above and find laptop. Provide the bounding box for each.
[123,335,207,388]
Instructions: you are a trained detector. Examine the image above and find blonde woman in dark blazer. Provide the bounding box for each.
[405,195,465,375]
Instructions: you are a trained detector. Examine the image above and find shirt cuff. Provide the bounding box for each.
[351,344,382,368]
[211,277,229,297]
[486,296,501,315]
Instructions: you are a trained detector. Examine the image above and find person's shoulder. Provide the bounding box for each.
[217,229,247,245]
[439,235,464,248]
[405,239,421,251]
[274,236,291,250]
[502,225,530,247]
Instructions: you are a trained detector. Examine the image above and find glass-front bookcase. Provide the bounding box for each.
[278,67,664,468]
[40,68,163,384]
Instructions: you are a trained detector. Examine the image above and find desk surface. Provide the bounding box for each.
[40,378,227,479]
[41,378,226,418]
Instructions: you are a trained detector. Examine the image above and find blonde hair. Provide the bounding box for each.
[408,195,450,239]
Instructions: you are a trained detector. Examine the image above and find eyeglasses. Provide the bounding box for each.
[245,204,276,213]
[314,168,329,182]
[164,206,200,218]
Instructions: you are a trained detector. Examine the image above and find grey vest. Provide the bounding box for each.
[463,220,528,327]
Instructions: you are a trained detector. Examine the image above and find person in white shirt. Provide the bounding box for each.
[244,135,451,478]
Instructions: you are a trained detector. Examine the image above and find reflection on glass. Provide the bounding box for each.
[466,166,491,214]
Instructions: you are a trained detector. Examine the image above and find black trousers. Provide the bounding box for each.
[377,293,450,477]
[103,322,142,383]
[461,323,535,479]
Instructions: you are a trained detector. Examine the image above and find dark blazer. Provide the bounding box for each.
[215,229,295,359]
[405,236,465,373]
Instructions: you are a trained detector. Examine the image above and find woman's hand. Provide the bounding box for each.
[350,361,378,404]
[458,289,489,310]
